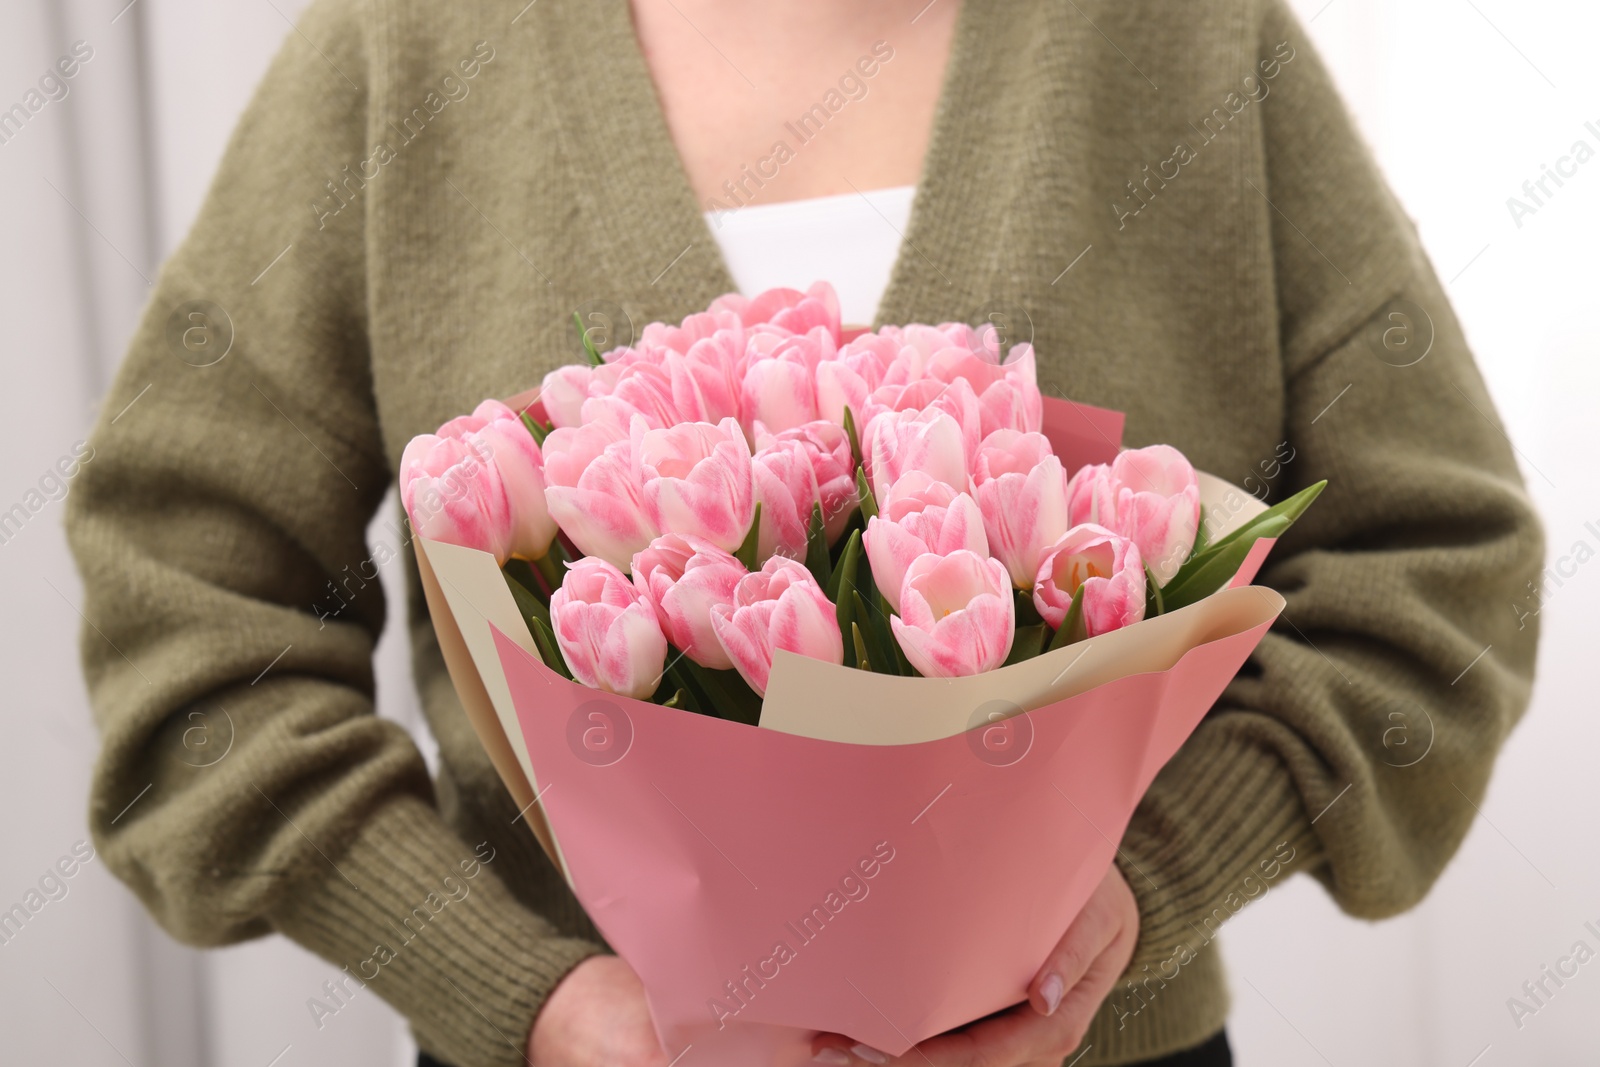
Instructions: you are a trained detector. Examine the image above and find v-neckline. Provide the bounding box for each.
[569,0,987,329]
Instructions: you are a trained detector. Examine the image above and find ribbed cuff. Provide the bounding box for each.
[269,796,606,1067]
[1080,716,1325,1064]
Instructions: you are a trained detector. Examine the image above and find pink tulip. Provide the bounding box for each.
[742,327,835,435]
[752,440,822,564]
[711,557,844,696]
[866,328,1043,439]
[640,308,745,356]
[540,419,624,490]
[401,401,555,563]
[632,534,746,670]
[863,473,988,613]
[890,550,1015,678]
[665,331,746,424]
[400,434,513,560]
[1066,445,1200,586]
[814,332,905,426]
[1033,525,1146,637]
[975,452,1072,589]
[761,420,859,543]
[580,360,685,431]
[877,322,979,365]
[544,417,657,570]
[540,362,621,429]
[871,375,986,466]
[971,429,1054,486]
[432,400,559,559]
[861,407,968,502]
[639,417,755,554]
[919,342,1043,436]
[550,557,668,699]
[710,281,841,341]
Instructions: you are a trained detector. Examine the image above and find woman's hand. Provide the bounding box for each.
[811,865,1139,1065]
[529,955,671,1067]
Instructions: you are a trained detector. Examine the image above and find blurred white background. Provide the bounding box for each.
[0,0,1594,1064]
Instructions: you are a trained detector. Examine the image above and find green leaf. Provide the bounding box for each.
[1144,564,1165,618]
[1004,622,1048,666]
[881,591,914,675]
[1158,520,1286,612]
[1166,481,1326,591]
[574,310,604,365]
[1014,588,1044,627]
[662,689,688,709]
[804,502,832,589]
[735,502,763,571]
[528,616,573,679]
[502,564,550,627]
[1047,585,1088,652]
[1159,480,1327,611]
[1207,480,1326,557]
[519,410,550,446]
[842,405,864,470]
[680,658,763,726]
[661,657,705,714]
[851,623,874,673]
[850,589,898,675]
[829,528,862,604]
[855,467,878,523]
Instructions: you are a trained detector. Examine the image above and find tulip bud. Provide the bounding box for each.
[550,557,669,699]
[974,452,1072,589]
[632,534,746,670]
[1033,524,1146,636]
[890,550,1015,678]
[1067,445,1200,586]
[863,473,988,614]
[872,376,986,468]
[401,400,556,563]
[711,557,844,696]
[751,440,822,564]
[400,434,513,560]
[639,417,755,554]
[540,362,622,429]
[742,328,835,436]
[436,400,558,560]
[710,281,841,341]
[762,421,859,544]
[639,308,745,356]
[544,417,657,571]
[861,408,968,503]
[971,429,1054,486]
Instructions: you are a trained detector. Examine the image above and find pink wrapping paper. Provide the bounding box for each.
[490,602,1275,1063]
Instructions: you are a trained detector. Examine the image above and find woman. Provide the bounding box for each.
[66,1,1542,1065]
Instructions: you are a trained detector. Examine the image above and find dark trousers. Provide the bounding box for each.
[418,1027,1231,1067]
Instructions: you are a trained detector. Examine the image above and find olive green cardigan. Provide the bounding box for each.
[66,0,1542,1063]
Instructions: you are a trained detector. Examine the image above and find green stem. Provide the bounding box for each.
[530,550,564,595]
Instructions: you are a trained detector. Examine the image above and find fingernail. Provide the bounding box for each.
[1039,973,1065,1016]
[851,1045,890,1064]
[813,1051,851,1065]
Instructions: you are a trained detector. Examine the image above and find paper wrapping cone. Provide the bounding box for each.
[412,396,1288,1063]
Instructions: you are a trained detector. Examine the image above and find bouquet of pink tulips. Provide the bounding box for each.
[400,282,1322,1065]
[401,281,1319,713]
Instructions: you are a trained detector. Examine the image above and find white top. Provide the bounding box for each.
[704,185,916,328]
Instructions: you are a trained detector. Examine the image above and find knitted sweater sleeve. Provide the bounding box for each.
[1108,0,1543,989]
[64,3,602,1064]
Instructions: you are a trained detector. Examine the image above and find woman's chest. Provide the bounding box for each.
[626,0,960,207]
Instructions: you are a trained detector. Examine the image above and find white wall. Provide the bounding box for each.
[0,0,1594,1064]
[1224,2,1600,1065]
